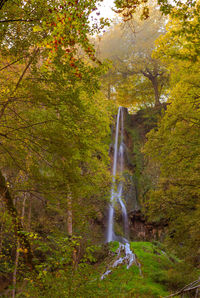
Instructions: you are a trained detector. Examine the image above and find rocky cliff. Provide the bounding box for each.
[123,106,167,241]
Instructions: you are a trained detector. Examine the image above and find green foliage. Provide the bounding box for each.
[117,76,155,109]
[0,0,114,295]
[0,210,15,274]
[144,1,200,270]
[129,128,143,180]
[19,241,174,297]
[109,240,120,252]
[125,108,163,206]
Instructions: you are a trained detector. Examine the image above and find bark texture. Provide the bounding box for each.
[0,171,34,269]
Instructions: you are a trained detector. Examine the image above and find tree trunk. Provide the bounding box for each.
[67,193,73,236]
[152,76,161,107]
[27,199,32,232]
[0,221,3,255]
[142,71,161,107]
[66,190,79,269]
[0,171,33,269]
[12,195,26,298]
[108,82,111,100]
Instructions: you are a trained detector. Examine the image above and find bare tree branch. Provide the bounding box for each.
[0,55,29,72]
[0,18,39,23]
[0,47,40,120]
[164,279,200,297]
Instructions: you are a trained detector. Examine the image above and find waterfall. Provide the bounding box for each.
[102,107,142,280]
[107,106,129,243]
[107,107,121,243]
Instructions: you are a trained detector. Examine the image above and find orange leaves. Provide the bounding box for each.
[38,0,106,78]
[67,56,82,79]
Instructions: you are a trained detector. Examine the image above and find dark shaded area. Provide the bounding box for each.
[129,210,167,241]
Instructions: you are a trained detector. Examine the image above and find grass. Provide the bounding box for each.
[76,241,174,297]
[23,241,178,298]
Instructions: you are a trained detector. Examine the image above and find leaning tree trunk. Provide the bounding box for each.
[0,171,33,269]
[142,71,161,107]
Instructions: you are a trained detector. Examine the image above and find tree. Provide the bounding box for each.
[0,0,113,292]
[143,3,200,265]
[114,0,198,22]
[97,3,168,108]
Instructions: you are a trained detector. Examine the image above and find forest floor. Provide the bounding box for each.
[2,241,197,297]
[23,241,180,298]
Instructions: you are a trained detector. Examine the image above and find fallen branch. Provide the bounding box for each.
[164,279,200,297]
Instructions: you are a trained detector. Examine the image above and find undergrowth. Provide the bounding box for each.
[19,241,178,298]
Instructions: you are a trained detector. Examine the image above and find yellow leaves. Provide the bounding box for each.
[33,25,42,32]
[154,3,200,63]
[17,247,28,253]
[29,232,38,239]
[45,44,52,49]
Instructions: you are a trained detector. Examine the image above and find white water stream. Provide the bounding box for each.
[102,107,140,280]
[107,107,129,243]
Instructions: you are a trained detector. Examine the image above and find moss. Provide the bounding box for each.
[109,241,120,252]
[78,241,174,297]
[24,241,184,298]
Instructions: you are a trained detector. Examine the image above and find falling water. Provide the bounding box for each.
[107,107,129,243]
[107,107,121,243]
[102,107,141,280]
[102,107,142,280]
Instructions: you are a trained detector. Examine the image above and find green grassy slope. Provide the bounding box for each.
[76,241,175,298]
[21,241,179,298]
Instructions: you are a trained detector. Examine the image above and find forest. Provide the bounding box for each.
[0,0,199,297]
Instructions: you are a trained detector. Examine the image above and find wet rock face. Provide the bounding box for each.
[129,210,167,241]
[100,106,167,244]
